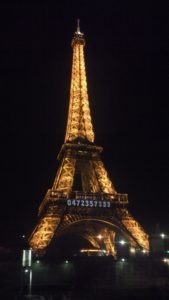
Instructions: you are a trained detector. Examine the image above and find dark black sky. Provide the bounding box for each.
[1,1,169,247]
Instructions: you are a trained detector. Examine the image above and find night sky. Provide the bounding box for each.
[1,2,168,248]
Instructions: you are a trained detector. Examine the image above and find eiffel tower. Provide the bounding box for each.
[29,21,149,256]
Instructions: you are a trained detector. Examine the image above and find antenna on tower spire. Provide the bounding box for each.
[77,18,81,33]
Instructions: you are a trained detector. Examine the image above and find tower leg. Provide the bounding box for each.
[102,229,116,257]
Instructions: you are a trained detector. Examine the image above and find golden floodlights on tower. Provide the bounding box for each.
[29,21,149,256]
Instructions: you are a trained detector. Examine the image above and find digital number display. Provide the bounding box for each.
[67,199,111,208]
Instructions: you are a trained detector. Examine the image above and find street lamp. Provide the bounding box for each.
[21,249,32,297]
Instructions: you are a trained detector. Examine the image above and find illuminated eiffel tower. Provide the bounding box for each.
[29,21,149,256]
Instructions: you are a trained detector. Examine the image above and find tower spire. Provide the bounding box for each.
[64,21,94,143]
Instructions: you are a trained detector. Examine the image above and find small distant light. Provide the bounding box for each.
[160,233,166,239]
[97,234,103,240]
[163,258,169,264]
[65,260,69,264]
[142,249,147,254]
[121,258,125,262]
[130,247,136,254]
[24,269,29,273]
[22,235,25,238]
[119,240,126,245]
[36,260,40,264]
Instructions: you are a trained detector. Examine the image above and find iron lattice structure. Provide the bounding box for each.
[29,23,149,256]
